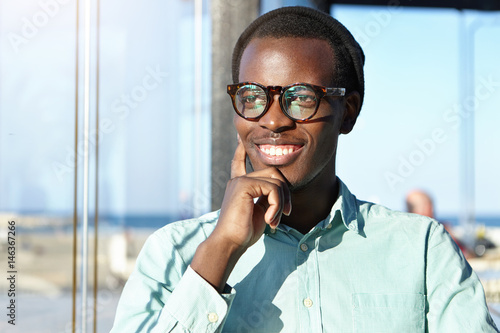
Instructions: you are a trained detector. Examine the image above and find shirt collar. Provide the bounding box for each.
[264,178,360,236]
[325,178,360,234]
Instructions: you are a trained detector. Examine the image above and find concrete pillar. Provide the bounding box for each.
[211,0,260,210]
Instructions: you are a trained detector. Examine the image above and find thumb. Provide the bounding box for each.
[231,135,247,178]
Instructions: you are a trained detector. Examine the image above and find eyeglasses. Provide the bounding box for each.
[227,82,345,122]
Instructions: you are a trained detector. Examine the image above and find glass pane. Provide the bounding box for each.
[95,0,211,330]
[0,0,77,332]
[0,0,211,331]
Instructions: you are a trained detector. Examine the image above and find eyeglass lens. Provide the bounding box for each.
[235,85,267,118]
[235,84,318,120]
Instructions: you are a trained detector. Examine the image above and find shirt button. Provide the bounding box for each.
[326,223,332,229]
[303,298,313,308]
[300,243,308,252]
[208,312,218,323]
[270,228,276,234]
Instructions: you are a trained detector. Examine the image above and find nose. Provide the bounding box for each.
[258,95,295,132]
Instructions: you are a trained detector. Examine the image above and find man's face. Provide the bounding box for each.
[234,37,352,190]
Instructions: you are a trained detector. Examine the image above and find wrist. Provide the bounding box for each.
[207,229,249,259]
[191,233,247,293]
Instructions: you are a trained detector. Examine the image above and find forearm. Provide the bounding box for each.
[190,232,247,293]
[111,229,237,333]
[112,266,235,333]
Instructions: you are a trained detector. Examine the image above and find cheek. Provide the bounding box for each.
[309,122,340,160]
[233,115,247,137]
[233,116,255,151]
[312,119,339,143]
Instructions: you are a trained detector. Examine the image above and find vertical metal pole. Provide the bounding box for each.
[93,0,100,331]
[458,14,500,247]
[459,12,475,247]
[72,1,80,331]
[81,0,92,331]
[210,0,259,210]
[194,0,203,216]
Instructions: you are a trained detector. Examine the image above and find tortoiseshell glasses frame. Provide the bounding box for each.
[227,82,345,122]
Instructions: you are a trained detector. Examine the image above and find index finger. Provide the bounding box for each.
[231,137,247,178]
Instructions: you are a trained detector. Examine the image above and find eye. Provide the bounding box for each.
[235,85,267,117]
[239,88,266,107]
[241,95,257,104]
[283,85,319,119]
[294,94,316,105]
[289,91,317,109]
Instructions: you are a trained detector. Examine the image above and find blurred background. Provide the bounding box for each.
[0,0,499,331]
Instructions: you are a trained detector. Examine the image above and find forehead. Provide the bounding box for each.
[239,37,336,87]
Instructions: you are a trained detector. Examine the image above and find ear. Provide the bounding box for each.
[340,91,361,134]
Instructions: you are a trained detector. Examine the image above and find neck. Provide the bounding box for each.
[281,176,339,234]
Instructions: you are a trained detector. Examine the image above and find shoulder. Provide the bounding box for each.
[353,200,459,262]
[356,199,441,236]
[337,179,440,236]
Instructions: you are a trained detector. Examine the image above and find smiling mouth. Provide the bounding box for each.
[258,144,303,157]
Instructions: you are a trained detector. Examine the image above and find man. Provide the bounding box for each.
[406,190,436,218]
[112,6,498,332]
[406,189,473,258]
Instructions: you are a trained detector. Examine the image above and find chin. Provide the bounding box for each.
[275,168,312,192]
[285,176,313,192]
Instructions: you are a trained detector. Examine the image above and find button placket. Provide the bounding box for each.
[296,235,321,332]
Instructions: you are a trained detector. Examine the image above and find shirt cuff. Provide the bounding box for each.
[158,265,236,332]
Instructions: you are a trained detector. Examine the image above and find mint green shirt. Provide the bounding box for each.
[111,180,498,332]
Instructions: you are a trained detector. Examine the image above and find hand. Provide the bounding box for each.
[190,138,292,292]
[212,138,292,252]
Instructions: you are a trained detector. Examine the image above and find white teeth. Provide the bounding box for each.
[261,146,296,156]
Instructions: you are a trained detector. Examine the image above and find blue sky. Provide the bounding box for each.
[0,1,499,224]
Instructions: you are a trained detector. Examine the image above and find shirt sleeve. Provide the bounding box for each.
[110,232,236,333]
[426,222,499,332]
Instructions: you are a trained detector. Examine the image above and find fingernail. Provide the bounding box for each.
[271,214,281,228]
[284,203,292,216]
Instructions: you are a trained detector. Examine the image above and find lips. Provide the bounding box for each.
[255,143,304,166]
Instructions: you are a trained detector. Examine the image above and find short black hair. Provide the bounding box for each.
[232,6,365,109]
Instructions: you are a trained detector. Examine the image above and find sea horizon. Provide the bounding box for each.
[4,211,500,231]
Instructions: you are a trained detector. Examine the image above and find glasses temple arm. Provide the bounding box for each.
[325,87,346,96]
